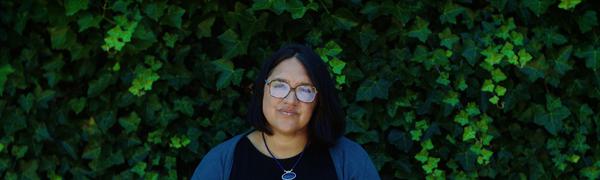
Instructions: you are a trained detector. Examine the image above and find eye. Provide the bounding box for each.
[271,81,288,88]
[298,86,315,93]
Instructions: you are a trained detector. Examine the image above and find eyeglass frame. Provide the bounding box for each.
[264,79,318,103]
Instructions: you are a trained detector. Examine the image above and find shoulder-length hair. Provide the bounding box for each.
[246,43,345,147]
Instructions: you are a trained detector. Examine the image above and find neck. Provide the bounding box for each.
[262,130,308,159]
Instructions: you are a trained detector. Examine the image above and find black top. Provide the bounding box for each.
[229,136,338,180]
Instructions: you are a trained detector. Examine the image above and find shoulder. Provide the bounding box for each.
[333,137,365,152]
[330,137,373,161]
[329,136,381,180]
[191,133,245,180]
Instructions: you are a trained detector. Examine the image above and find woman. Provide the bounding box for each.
[192,44,380,180]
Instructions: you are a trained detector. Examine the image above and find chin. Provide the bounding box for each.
[271,123,305,134]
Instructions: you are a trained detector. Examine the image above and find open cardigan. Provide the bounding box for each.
[191,133,380,180]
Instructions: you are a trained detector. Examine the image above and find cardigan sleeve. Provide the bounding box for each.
[191,135,243,180]
[329,137,381,180]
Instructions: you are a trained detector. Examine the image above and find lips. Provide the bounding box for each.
[278,109,298,116]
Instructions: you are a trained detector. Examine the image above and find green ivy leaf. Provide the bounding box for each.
[454,110,469,126]
[466,102,481,116]
[356,130,380,144]
[18,93,34,113]
[218,29,248,59]
[129,65,160,96]
[169,135,191,149]
[82,143,101,160]
[161,5,185,29]
[68,97,86,114]
[462,39,479,65]
[496,18,516,40]
[580,166,600,179]
[456,75,468,91]
[87,73,113,97]
[577,104,593,121]
[251,0,274,12]
[489,95,499,104]
[163,32,177,48]
[439,2,465,24]
[64,0,89,16]
[439,28,459,49]
[443,90,460,107]
[332,9,359,30]
[422,139,434,150]
[481,79,495,93]
[0,64,15,95]
[174,97,194,117]
[411,130,422,141]
[478,148,493,165]
[534,27,568,48]
[329,58,346,75]
[558,0,582,10]
[501,43,517,65]
[518,49,533,68]
[481,46,503,66]
[287,0,307,19]
[144,1,167,22]
[523,0,554,16]
[463,126,476,141]
[416,120,429,130]
[12,145,29,159]
[118,112,141,133]
[495,85,507,97]
[423,157,440,174]
[356,79,391,101]
[357,25,377,52]
[575,46,600,71]
[415,149,429,163]
[323,41,343,58]
[511,31,525,46]
[102,13,141,52]
[196,17,215,38]
[577,11,598,33]
[272,0,288,14]
[212,59,234,90]
[131,162,147,176]
[555,45,573,75]
[48,26,76,50]
[492,68,507,82]
[436,72,450,86]
[534,95,571,135]
[77,13,102,32]
[112,0,132,13]
[570,133,590,153]
[408,17,432,43]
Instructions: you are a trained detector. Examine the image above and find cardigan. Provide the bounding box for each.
[191,133,380,180]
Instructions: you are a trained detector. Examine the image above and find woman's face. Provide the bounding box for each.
[263,57,316,135]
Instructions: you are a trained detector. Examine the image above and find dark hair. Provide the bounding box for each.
[246,43,346,147]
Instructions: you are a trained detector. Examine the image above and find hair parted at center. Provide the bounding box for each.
[245,43,346,147]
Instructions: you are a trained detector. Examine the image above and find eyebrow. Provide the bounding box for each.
[269,78,314,87]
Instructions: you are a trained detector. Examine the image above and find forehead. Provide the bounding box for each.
[268,57,313,86]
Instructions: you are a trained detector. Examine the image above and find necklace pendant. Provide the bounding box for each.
[281,170,296,180]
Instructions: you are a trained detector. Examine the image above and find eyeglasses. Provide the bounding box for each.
[265,79,318,103]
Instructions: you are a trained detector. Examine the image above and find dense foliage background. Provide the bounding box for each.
[1,0,600,179]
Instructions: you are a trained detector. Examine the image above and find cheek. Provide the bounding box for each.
[262,91,276,118]
[301,103,316,121]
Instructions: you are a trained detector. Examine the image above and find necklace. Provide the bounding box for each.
[261,132,307,180]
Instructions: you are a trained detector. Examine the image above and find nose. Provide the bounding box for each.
[282,90,298,103]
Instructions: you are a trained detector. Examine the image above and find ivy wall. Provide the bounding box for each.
[1,0,600,179]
